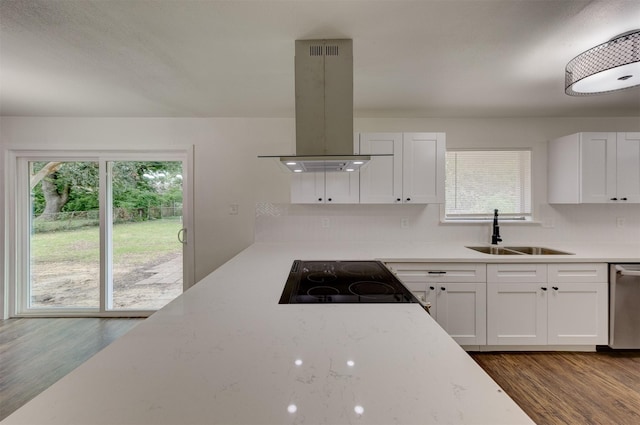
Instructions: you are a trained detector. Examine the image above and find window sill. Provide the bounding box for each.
[439,219,541,226]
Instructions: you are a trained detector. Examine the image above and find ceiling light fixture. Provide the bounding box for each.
[565,29,640,96]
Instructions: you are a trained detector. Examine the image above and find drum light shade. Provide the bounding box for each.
[565,30,640,96]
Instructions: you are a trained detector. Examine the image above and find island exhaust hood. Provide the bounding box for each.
[260,39,373,173]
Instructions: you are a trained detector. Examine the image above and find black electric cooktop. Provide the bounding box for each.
[278,260,420,304]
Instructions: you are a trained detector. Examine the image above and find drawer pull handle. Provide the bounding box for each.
[428,271,446,275]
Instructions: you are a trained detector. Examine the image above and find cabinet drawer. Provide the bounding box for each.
[386,263,486,282]
[402,281,428,292]
[548,263,607,283]
[487,264,547,283]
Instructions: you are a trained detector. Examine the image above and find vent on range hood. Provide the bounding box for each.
[260,39,375,173]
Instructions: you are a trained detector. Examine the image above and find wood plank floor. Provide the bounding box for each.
[3,319,640,424]
[0,318,143,421]
[471,351,640,425]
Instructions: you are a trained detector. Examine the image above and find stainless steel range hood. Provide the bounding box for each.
[260,39,372,172]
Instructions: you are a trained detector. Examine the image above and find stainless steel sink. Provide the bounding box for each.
[466,246,523,255]
[505,246,574,255]
[466,246,574,255]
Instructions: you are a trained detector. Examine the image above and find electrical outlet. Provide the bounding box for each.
[400,218,409,228]
[616,217,626,228]
[321,218,330,228]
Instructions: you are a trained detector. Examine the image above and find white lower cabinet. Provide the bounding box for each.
[386,263,486,345]
[487,282,547,345]
[547,263,608,345]
[434,282,486,346]
[487,263,608,346]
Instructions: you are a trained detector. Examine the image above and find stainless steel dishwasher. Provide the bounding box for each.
[609,264,640,349]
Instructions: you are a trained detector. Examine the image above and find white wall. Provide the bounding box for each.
[2,116,640,318]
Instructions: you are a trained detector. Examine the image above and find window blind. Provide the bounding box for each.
[445,150,531,219]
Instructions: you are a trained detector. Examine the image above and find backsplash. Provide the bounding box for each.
[254,202,640,245]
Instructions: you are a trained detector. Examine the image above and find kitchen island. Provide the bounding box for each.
[5,241,589,424]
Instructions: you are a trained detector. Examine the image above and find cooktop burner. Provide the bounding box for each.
[278,260,420,304]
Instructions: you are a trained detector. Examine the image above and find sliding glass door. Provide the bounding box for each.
[29,161,101,309]
[12,151,193,316]
[107,161,184,311]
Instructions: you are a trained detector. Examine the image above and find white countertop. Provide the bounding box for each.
[9,240,639,425]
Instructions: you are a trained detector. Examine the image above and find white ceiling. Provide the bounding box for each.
[1,0,639,118]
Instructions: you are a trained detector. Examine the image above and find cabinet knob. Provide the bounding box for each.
[396,198,402,202]
[429,286,435,290]
[327,198,332,202]
[406,197,411,202]
[552,286,559,291]
[611,197,618,201]
[318,198,323,202]
[440,287,446,291]
[621,197,628,201]
[541,287,548,291]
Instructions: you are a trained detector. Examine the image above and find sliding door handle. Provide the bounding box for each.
[177,228,187,244]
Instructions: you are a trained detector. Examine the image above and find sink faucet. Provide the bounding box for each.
[491,209,502,245]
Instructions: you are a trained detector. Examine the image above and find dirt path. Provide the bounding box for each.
[30,253,182,311]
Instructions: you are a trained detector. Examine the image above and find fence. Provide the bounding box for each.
[33,203,183,233]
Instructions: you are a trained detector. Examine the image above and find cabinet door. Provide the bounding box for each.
[359,133,402,203]
[436,283,486,345]
[291,172,325,203]
[402,133,445,204]
[616,132,640,203]
[402,281,437,315]
[580,132,617,203]
[547,282,608,345]
[548,133,581,203]
[325,171,359,203]
[487,283,547,345]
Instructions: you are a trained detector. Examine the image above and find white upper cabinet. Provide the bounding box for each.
[359,132,445,204]
[290,171,359,204]
[358,132,403,203]
[402,133,446,204]
[548,132,640,203]
[616,132,640,203]
[291,134,360,204]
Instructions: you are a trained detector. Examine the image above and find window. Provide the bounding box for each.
[445,149,531,220]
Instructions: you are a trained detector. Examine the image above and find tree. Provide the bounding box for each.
[40,172,70,218]
[31,161,99,219]
[31,161,182,220]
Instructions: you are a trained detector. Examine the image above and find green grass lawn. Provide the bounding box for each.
[31,219,183,265]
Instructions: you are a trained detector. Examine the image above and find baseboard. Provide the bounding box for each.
[466,345,598,352]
